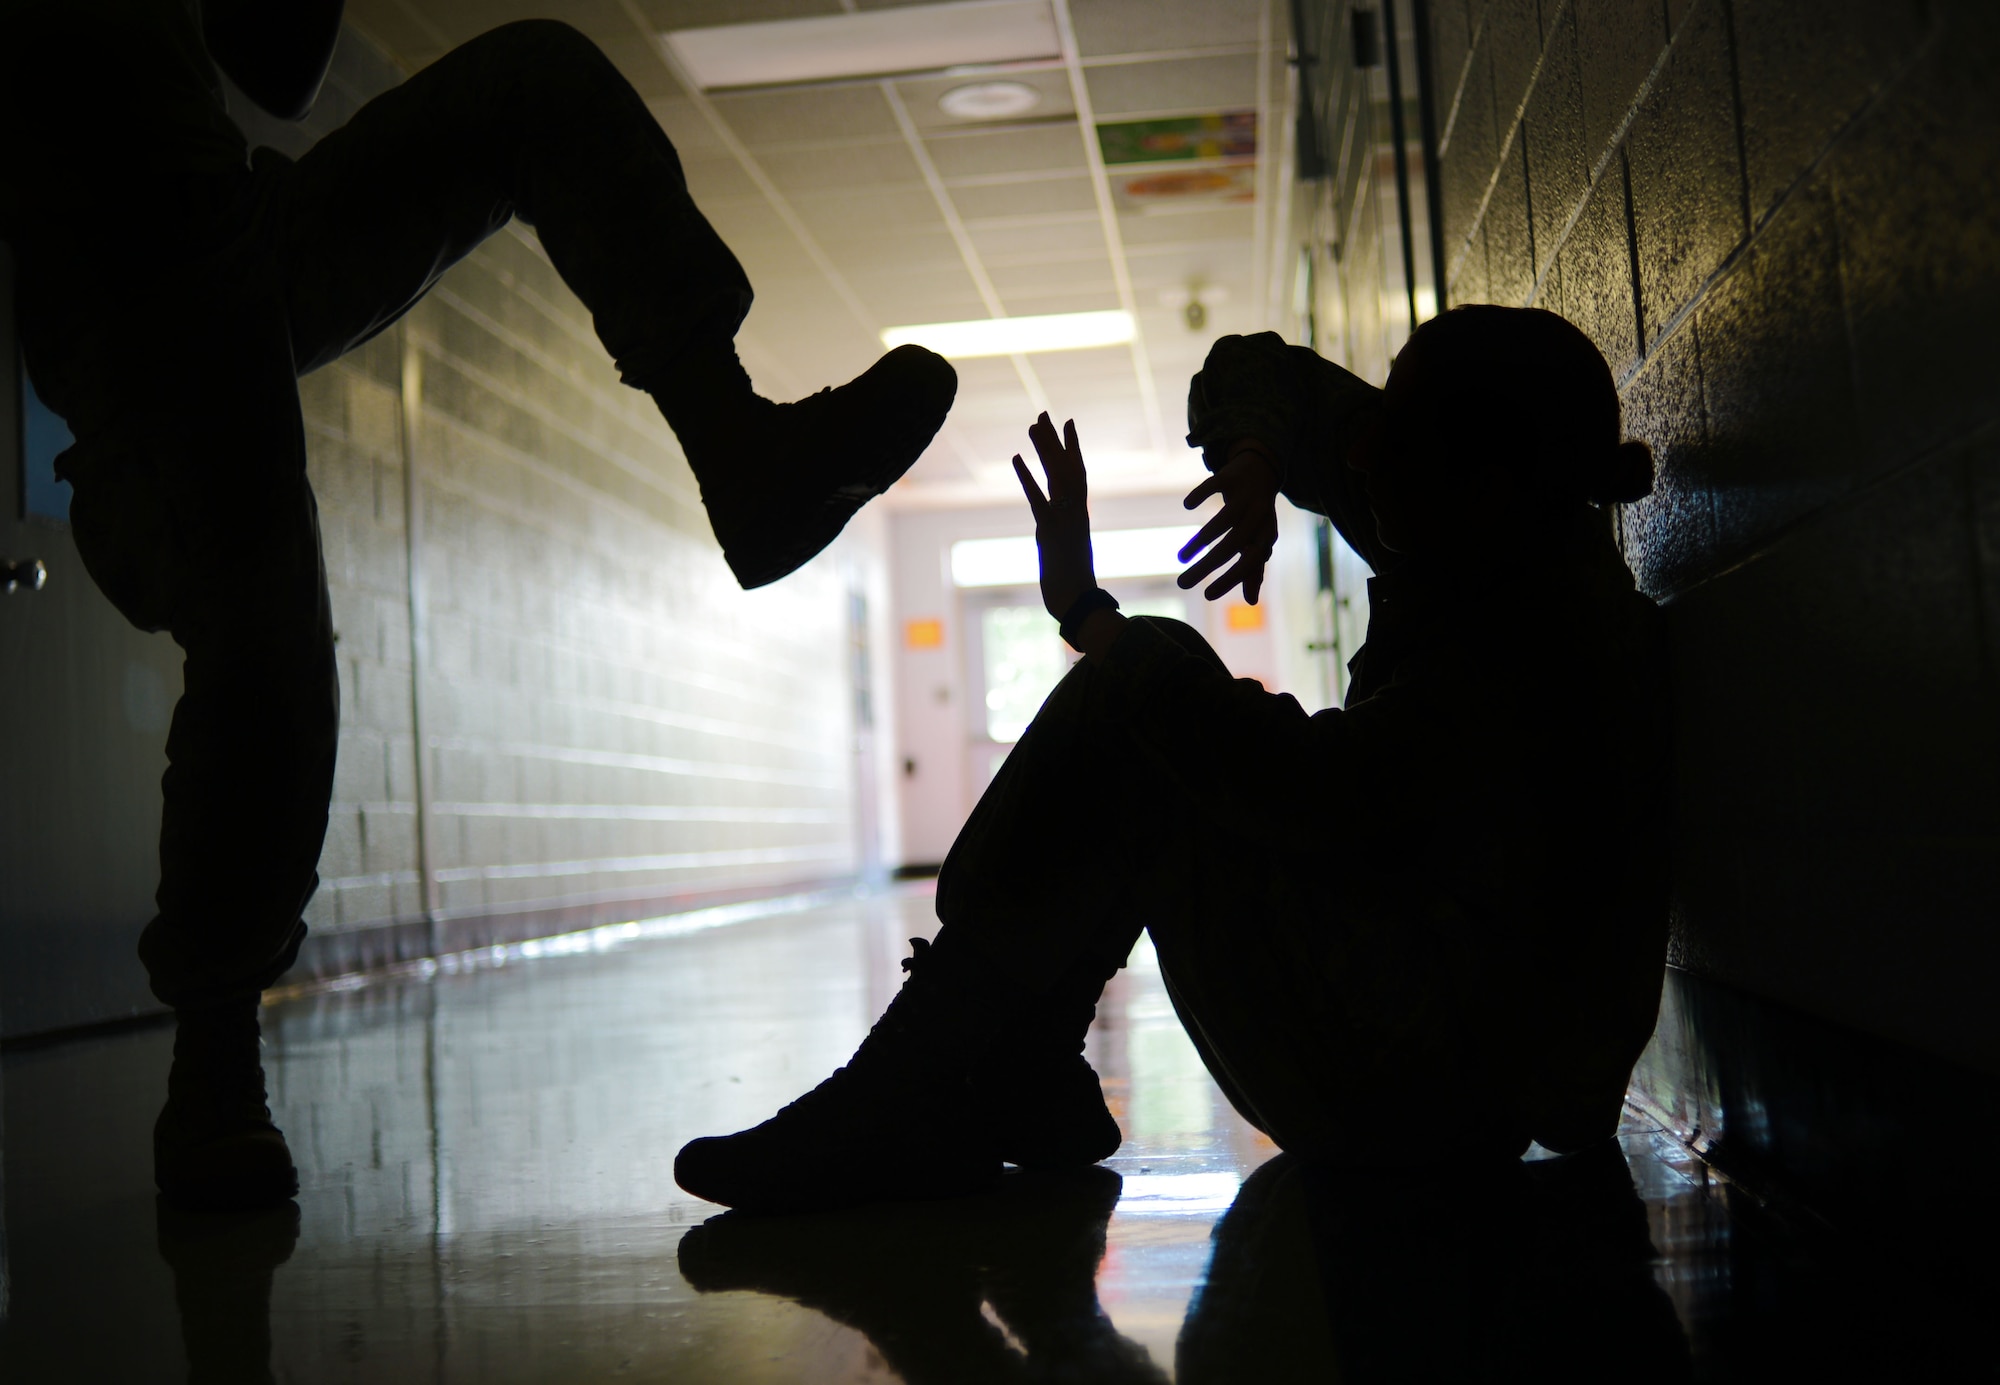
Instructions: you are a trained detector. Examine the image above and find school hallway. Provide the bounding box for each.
[0,883,1979,1382]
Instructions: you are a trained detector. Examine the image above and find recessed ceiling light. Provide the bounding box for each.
[937,80,1042,119]
[882,310,1135,359]
[665,0,1059,91]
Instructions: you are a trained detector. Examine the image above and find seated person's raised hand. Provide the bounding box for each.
[1178,441,1281,603]
[1013,413,1127,660]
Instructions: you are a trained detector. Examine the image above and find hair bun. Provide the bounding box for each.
[1588,438,1655,505]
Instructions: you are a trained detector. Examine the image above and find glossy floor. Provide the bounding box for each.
[0,887,1978,1381]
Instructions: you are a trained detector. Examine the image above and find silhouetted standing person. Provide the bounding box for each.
[0,0,956,1209]
[676,308,1670,1211]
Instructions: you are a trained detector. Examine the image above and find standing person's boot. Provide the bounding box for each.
[649,342,956,590]
[154,999,299,1211]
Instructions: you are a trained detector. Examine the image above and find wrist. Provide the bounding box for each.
[1057,587,1120,646]
[1229,438,1284,486]
[1072,607,1127,661]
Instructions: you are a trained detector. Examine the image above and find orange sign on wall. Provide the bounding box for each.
[904,618,946,649]
[1224,602,1266,632]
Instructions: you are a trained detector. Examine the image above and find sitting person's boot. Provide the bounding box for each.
[954,942,1125,1169]
[154,999,299,1211]
[649,342,956,590]
[673,934,1007,1214]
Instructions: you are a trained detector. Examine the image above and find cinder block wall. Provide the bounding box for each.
[236,31,867,977]
[1432,0,2000,1070]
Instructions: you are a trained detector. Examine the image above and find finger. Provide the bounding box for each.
[1183,474,1224,509]
[1063,419,1088,498]
[1200,560,1248,604]
[1028,413,1068,492]
[1177,532,1244,589]
[1178,508,1236,562]
[1012,454,1048,516]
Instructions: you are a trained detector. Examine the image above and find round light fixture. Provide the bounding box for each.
[937,81,1041,120]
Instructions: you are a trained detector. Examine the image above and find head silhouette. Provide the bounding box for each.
[1348,305,1654,555]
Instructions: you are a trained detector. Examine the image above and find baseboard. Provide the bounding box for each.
[284,875,861,987]
[1628,965,2000,1242]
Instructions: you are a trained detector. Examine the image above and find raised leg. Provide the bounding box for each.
[274,19,956,590]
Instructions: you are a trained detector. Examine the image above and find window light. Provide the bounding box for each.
[883,310,1136,359]
[951,526,1191,587]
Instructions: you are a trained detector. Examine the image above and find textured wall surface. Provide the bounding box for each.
[1431,0,2000,1069]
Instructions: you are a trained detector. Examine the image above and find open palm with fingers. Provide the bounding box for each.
[1178,442,1281,604]
[1012,412,1098,623]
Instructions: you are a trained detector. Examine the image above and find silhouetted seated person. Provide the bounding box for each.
[674,305,1669,1212]
[0,3,954,1209]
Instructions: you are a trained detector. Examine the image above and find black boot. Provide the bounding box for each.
[957,943,1125,1169]
[651,343,956,590]
[154,1000,299,1212]
[674,936,1005,1214]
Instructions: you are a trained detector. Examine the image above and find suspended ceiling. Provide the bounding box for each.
[344,0,1293,507]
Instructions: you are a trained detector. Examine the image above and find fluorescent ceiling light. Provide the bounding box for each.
[666,0,1059,90]
[951,526,1193,587]
[884,310,1135,359]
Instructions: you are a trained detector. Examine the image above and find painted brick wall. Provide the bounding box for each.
[1431,0,2000,1070]
[233,30,872,978]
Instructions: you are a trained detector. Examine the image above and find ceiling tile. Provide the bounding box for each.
[949,176,1098,220]
[994,288,1124,316]
[1084,54,1260,119]
[967,217,1106,262]
[1117,205,1257,247]
[756,140,926,196]
[709,85,901,145]
[986,257,1116,297]
[636,0,844,29]
[790,186,947,242]
[1070,0,1265,57]
[923,125,1088,179]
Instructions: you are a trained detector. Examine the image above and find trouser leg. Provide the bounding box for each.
[937,618,1514,1159]
[61,260,337,1009]
[273,19,751,382]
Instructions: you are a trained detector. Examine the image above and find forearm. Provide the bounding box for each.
[204,0,345,120]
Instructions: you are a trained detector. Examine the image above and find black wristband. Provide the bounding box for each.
[1058,587,1120,647]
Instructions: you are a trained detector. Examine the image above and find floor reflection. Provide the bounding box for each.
[0,885,1967,1381]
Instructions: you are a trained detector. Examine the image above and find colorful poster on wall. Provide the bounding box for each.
[1095,112,1256,166]
[1110,164,1258,211]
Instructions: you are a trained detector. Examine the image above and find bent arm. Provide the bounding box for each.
[204,0,346,120]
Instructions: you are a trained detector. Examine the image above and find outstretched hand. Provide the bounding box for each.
[1013,413,1096,624]
[1179,443,1281,603]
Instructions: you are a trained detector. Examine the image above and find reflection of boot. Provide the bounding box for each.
[153,1001,299,1211]
[963,945,1123,1170]
[651,343,956,589]
[155,1196,299,1385]
[678,1168,1166,1385]
[977,1168,1166,1385]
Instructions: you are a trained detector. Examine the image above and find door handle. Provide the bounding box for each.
[3,558,46,594]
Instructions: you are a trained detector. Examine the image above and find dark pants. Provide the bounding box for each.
[937,619,1525,1160]
[27,22,751,1008]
